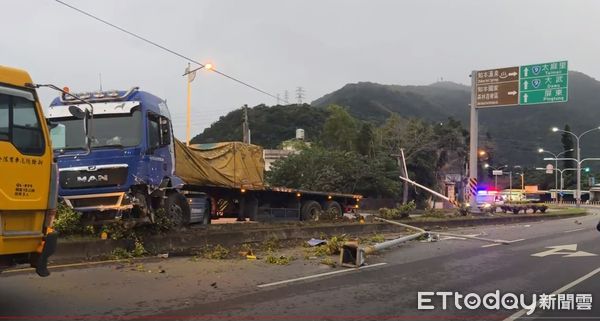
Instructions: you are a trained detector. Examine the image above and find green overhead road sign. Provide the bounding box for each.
[519,61,568,105]
[474,60,568,108]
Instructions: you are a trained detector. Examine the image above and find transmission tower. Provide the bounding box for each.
[296,87,305,104]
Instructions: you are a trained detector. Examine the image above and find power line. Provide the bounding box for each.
[53,0,287,103]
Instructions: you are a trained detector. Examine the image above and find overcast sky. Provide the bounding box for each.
[3,0,599,139]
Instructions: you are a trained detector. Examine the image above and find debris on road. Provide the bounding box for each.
[307,238,327,247]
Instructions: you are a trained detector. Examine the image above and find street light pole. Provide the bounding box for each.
[538,148,573,202]
[551,126,600,208]
[509,171,512,201]
[183,63,214,146]
[484,164,507,190]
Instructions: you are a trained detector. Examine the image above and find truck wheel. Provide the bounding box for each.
[165,193,191,226]
[301,201,322,221]
[324,201,342,217]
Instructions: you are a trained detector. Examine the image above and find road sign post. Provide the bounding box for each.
[469,61,568,211]
[469,71,479,210]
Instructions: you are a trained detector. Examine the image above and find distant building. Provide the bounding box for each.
[263,149,296,171]
[263,128,311,171]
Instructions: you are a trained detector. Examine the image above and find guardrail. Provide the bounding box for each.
[544,201,600,206]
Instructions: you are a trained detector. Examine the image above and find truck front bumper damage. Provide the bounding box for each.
[63,192,133,212]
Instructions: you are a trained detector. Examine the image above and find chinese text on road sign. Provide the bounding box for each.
[475,61,568,108]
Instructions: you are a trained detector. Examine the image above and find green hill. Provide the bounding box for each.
[191,71,600,167]
[190,104,328,148]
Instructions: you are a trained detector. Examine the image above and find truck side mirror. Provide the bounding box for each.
[159,117,171,146]
[68,105,88,119]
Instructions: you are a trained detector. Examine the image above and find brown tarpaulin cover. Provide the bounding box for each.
[174,139,265,189]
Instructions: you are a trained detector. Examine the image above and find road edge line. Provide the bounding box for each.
[257,262,387,288]
[503,266,600,320]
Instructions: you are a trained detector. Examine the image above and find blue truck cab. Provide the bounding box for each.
[47,87,209,224]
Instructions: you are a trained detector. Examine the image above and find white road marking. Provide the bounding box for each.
[563,228,586,233]
[257,262,387,288]
[482,238,524,248]
[481,243,501,248]
[531,244,597,258]
[439,234,481,241]
[503,266,600,320]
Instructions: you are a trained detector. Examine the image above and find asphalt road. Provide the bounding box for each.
[1,210,599,321]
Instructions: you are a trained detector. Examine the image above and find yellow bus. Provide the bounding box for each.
[0,65,58,277]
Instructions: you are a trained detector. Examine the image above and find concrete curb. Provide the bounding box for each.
[401,211,587,230]
[51,211,587,263]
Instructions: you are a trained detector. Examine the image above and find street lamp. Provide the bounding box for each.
[183,63,214,146]
[484,164,507,190]
[536,167,577,203]
[550,126,600,207]
[537,148,574,201]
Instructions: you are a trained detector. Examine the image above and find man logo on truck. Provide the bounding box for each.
[76,175,109,183]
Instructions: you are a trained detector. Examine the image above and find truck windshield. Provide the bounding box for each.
[50,109,142,150]
[0,86,45,155]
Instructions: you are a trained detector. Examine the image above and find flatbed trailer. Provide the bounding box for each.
[183,184,360,221]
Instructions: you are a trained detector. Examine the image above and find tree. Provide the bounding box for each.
[266,146,400,198]
[561,124,576,188]
[354,122,375,157]
[320,105,358,151]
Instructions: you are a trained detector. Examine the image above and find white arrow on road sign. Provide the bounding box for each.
[531,244,597,258]
[508,72,518,77]
[524,81,528,90]
[508,91,517,96]
[523,93,528,103]
[524,67,529,77]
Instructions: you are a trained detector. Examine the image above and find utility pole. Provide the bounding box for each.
[186,63,193,146]
[242,104,250,144]
[284,90,289,104]
[392,149,410,204]
[276,94,281,105]
[296,87,305,104]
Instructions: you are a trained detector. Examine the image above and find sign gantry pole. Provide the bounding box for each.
[469,71,479,210]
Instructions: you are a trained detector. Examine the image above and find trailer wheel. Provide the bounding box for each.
[301,201,322,221]
[512,208,520,215]
[324,201,343,217]
[165,193,191,226]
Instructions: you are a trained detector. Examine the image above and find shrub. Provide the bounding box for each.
[53,203,93,236]
[110,247,133,260]
[378,201,416,219]
[398,201,416,218]
[152,208,174,232]
[369,233,385,243]
[202,244,230,259]
[265,254,294,265]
